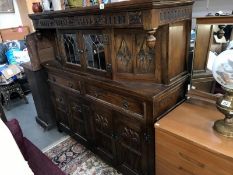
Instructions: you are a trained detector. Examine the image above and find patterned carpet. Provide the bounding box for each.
[43,136,121,175]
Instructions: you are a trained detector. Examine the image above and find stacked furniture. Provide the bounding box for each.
[27,0,194,174]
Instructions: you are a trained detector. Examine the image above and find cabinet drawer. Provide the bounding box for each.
[156,156,184,175]
[156,130,233,175]
[85,84,145,117]
[48,74,81,93]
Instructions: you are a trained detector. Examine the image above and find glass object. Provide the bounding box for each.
[62,34,81,65]
[83,34,106,70]
[212,49,233,89]
[212,49,233,137]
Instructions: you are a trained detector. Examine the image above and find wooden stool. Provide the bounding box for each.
[0,82,28,110]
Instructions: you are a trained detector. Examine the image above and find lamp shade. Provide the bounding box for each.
[212,49,233,89]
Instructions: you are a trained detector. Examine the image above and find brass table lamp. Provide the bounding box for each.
[212,49,233,137]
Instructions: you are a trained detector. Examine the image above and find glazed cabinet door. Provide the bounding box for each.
[50,84,71,130]
[69,95,91,143]
[114,113,147,175]
[57,29,112,78]
[91,104,116,163]
[82,30,112,78]
[57,30,83,71]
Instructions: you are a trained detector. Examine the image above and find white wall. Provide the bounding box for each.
[193,0,233,17]
[0,0,22,29]
[191,0,233,28]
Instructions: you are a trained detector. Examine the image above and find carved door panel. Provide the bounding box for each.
[114,30,133,73]
[114,29,158,81]
[91,104,115,163]
[57,30,83,71]
[114,113,147,175]
[82,30,112,78]
[69,96,90,143]
[50,84,71,129]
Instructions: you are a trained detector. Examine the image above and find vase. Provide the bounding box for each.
[32,2,43,13]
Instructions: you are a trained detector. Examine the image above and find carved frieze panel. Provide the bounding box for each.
[135,34,155,74]
[159,6,192,25]
[34,11,142,29]
[128,11,142,25]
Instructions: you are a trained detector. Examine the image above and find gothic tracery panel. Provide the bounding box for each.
[135,34,155,74]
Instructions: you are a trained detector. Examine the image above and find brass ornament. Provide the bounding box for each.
[213,87,233,137]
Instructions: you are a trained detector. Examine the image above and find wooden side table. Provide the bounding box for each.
[155,101,233,175]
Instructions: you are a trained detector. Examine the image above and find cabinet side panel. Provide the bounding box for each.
[168,21,188,82]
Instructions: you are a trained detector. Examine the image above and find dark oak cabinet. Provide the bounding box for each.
[27,1,194,174]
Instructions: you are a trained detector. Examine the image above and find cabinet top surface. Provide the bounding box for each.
[155,101,233,159]
[29,0,193,18]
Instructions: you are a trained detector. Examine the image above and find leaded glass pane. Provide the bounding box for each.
[62,34,81,65]
[83,34,106,70]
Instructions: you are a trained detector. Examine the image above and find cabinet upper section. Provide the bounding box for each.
[27,0,194,84]
[29,0,193,31]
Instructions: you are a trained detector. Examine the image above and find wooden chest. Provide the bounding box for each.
[155,101,233,175]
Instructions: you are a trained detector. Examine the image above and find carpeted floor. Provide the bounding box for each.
[43,136,122,175]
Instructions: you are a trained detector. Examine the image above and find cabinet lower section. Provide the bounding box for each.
[48,69,188,175]
[51,84,149,175]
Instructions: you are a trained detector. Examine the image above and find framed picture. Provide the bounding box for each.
[0,0,14,13]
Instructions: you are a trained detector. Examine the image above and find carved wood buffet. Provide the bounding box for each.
[27,1,194,174]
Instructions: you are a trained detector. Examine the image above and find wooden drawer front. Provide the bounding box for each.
[86,84,144,117]
[156,130,233,175]
[156,156,182,175]
[154,82,185,118]
[48,74,81,93]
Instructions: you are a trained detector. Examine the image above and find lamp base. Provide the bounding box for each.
[213,119,233,137]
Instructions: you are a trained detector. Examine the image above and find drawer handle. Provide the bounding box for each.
[122,100,129,110]
[179,152,205,168]
[68,82,74,88]
[178,166,195,175]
